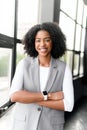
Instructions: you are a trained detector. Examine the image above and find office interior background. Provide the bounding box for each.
[0,0,87,129]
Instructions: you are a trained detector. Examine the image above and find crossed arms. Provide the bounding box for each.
[10,90,64,110]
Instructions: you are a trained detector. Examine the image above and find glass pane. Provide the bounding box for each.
[60,51,73,70]
[59,12,75,50]
[77,0,84,24]
[65,51,73,70]
[17,0,39,39]
[80,53,83,75]
[0,48,12,106]
[81,28,86,52]
[75,24,81,51]
[83,5,87,28]
[60,0,77,19]
[73,54,79,76]
[0,0,15,36]
[16,43,26,64]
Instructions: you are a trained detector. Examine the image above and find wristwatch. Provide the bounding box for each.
[42,91,48,100]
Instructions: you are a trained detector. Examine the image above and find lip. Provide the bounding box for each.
[39,48,47,52]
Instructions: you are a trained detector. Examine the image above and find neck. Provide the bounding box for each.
[38,56,51,67]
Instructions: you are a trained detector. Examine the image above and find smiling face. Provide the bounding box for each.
[35,30,52,58]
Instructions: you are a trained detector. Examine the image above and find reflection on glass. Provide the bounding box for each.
[60,0,77,19]
[81,28,86,52]
[59,12,75,50]
[0,48,12,106]
[0,0,15,36]
[73,54,79,76]
[77,0,84,24]
[75,24,81,51]
[17,0,39,39]
[80,53,83,75]
[16,43,26,64]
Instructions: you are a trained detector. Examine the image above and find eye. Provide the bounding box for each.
[45,38,51,42]
[35,39,40,43]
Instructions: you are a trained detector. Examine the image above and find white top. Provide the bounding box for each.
[40,66,50,92]
[10,60,74,112]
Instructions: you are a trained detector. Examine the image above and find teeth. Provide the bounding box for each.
[40,48,47,52]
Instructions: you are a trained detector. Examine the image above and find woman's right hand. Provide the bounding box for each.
[48,91,64,101]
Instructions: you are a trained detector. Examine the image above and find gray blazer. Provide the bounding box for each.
[11,56,66,130]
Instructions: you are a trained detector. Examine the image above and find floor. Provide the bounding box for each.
[64,97,87,130]
[0,106,13,130]
[0,97,87,130]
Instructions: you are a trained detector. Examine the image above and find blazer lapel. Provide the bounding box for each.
[30,57,59,92]
[30,57,40,92]
[45,58,59,92]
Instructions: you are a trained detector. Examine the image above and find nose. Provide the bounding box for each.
[40,40,45,46]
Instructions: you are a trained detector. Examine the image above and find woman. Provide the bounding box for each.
[10,22,74,130]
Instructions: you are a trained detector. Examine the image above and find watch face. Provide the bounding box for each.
[43,91,47,95]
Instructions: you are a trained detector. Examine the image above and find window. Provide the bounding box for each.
[17,0,39,39]
[83,6,87,28]
[0,48,12,107]
[60,0,77,19]
[16,43,26,64]
[65,51,73,70]
[0,0,39,113]
[0,0,15,36]
[59,12,75,50]
[75,24,81,51]
[80,53,84,76]
[73,53,79,76]
[81,28,86,52]
[77,0,84,24]
[59,0,87,78]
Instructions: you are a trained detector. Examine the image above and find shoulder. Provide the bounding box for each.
[23,56,36,68]
[24,55,34,63]
[56,59,66,69]
[17,56,38,70]
[52,58,66,75]
[54,59,72,72]
[16,56,34,68]
[57,60,72,75]
[16,58,24,69]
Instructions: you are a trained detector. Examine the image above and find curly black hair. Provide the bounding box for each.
[22,22,66,59]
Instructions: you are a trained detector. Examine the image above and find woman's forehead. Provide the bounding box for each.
[35,30,50,38]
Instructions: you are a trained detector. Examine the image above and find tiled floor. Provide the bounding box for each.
[0,97,87,130]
